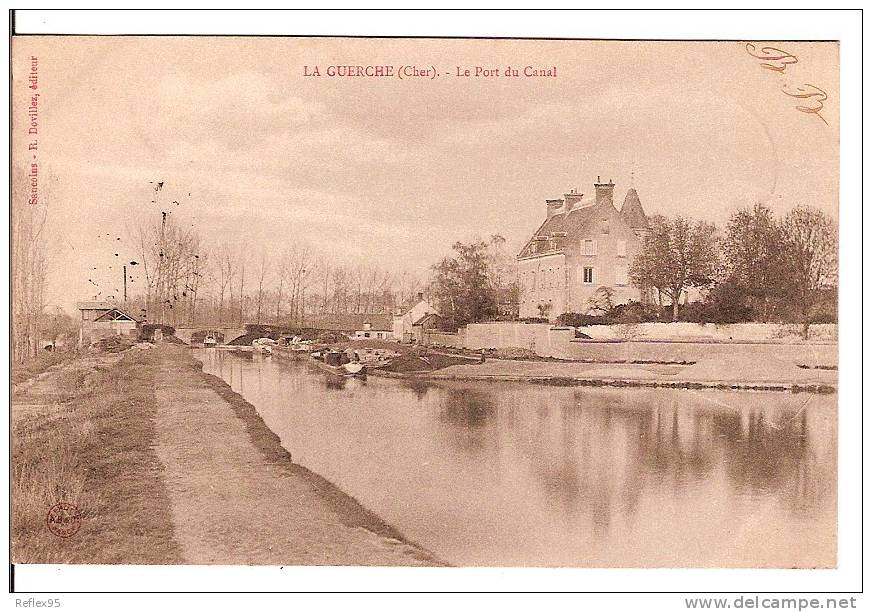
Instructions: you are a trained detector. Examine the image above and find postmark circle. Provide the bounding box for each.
[46,502,82,538]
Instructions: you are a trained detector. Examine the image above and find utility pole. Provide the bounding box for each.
[123,264,128,303]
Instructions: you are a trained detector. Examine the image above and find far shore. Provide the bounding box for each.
[274,337,838,394]
[368,360,837,394]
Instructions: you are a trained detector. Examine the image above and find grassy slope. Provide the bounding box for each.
[12,349,183,564]
[12,351,76,385]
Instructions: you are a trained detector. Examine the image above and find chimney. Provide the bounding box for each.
[563,188,583,212]
[545,198,564,219]
[594,177,615,209]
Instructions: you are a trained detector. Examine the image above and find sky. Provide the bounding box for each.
[11,37,839,313]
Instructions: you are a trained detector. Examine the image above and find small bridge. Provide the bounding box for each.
[174,327,247,345]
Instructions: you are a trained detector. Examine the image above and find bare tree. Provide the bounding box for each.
[274,248,289,324]
[236,247,247,326]
[630,215,720,321]
[214,244,237,325]
[287,243,313,326]
[134,205,202,326]
[780,205,837,338]
[11,165,48,360]
[254,249,270,324]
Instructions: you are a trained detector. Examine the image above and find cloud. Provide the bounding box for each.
[138,72,322,152]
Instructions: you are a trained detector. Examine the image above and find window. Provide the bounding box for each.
[583,266,594,284]
[602,218,610,234]
[615,263,629,286]
[582,239,597,256]
[617,239,627,257]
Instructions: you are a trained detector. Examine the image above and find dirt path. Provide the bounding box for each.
[152,345,441,565]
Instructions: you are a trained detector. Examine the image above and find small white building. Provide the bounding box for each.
[392,293,438,342]
[352,321,393,341]
[76,301,138,345]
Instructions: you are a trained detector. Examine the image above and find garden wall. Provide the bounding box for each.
[423,330,466,348]
[577,322,837,343]
[423,321,838,367]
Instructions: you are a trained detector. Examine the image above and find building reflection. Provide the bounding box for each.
[436,387,498,453]
[431,383,836,538]
[196,350,837,567]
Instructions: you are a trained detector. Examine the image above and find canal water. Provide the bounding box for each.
[196,349,837,568]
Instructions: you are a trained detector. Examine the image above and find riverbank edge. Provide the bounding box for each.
[189,352,448,566]
[368,368,836,394]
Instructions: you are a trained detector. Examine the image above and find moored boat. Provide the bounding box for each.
[252,337,275,355]
[310,350,367,378]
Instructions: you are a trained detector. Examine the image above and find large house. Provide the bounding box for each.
[517,178,649,320]
[76,301,138,345]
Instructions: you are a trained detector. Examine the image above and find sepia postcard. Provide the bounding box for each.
[7,8,862,601]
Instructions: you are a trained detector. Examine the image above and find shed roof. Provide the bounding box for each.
[93,308,136,322]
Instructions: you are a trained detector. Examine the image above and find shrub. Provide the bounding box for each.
[807,288,837,324]
[586,287,615,315]
[676,301,708,324]
[607,301,662,324]
[699,282,756,323]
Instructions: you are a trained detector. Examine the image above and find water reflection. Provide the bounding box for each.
[197,349,836,568]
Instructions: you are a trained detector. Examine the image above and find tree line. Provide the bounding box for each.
[12,168,837,361]
[127,213,425,329]
[629,203,837,335]
[426,203,837,337]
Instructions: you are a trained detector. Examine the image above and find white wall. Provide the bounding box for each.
[577,322,838,343]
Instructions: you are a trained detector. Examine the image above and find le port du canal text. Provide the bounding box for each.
[303,65,558,79]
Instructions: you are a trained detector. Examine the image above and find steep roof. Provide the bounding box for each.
[396,298,436,318]
[518,201,603,258]
[412,312,442,326]
[620,188,648,229]
[519,186,649,259]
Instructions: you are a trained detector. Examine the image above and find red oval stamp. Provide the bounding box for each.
[46,502,82,538]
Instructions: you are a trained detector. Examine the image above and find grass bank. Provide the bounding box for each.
[154,345,444,565]
[199,366,442,552]
[12,351,76,385]
[12,348,183,564]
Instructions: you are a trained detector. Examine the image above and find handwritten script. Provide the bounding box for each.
[745,43,829,126]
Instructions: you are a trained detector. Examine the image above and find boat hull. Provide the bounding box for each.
[309,356,367,378]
